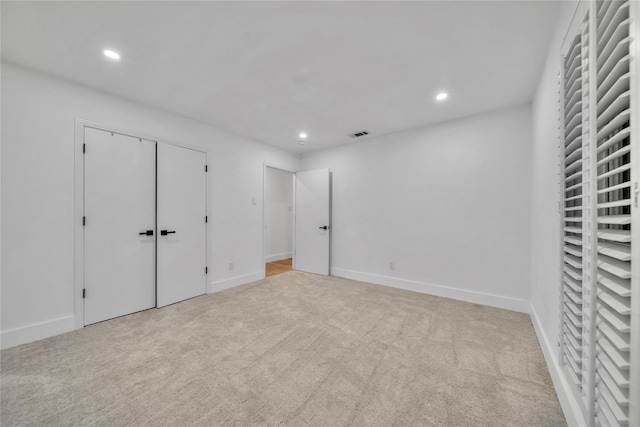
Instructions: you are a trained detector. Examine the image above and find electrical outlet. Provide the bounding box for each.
[228,262,234,271]
[389,261,395,271]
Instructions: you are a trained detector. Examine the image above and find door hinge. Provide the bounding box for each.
[83,143,86,154]
[205,165,208,172]
[205,216,208,223]
[82,288,86,299]
[82,216,86,226]
[205,267,208,274]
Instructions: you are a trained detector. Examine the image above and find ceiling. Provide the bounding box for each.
[2,1,560,154]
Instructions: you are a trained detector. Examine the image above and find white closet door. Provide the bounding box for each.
[294,169,331,275]
[84,128,156,325]
[157,144,207,307]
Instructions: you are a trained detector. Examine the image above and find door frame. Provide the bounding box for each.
[74,119,209,329]
[262,163,296,277]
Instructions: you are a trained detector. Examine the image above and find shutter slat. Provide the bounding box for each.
[597,229,631,243]
[565,107,583,134]
[596,388,629,425]
[565,181,583,193]
[596,91,630,130]
[596,181,631,195]
[597,127,631,154]
[598,301,631,332]
[564,216,584,223]
[596,2,629,52]
[597,198,631,209]
[596,75,630,114]
[564,235,583,246]
[597,20,630,66]
[565,158,583,174]
[565,135,583,154]
[597,215,631,225]
[597,322,630,353]
[597,354,630,390]
[597,110,630,140]
[565,101,583,126]
[597,367,629,405]
[598,271,631,297]
[597,255,631,279]
[565,300,581,316]
[597,57,630,102]
[565,288,582,305]
[597,144,630,167]
[565,265,583,280]
[564,244,582,257]
[564,253,583,268]
[565,145,583,163]
[565,194,583,202]
[566,123,584,146]
[597,242,631,261]
[597,38,631,84]
[598,338,630,370]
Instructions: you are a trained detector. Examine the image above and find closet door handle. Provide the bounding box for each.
[139,230,154,236]
[318,226,330,230]
[160,230,176,236]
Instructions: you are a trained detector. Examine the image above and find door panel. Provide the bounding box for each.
[294,169,330,275]
[157,144,207,307]
[84,128,156,325]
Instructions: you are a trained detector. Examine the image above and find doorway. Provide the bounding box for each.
[264,166,294,277]
[263,165,332,278]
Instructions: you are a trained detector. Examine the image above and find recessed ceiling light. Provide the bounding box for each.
[436,92,448,101]
[299,132,307,139]
[299,141,305,145]
[103,49,121,60]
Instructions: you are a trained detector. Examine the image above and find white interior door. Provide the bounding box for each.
[84,128,156,325]
[294,169,331,275]
[157,144,207,307]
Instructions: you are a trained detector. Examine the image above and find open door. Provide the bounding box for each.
[294,169,331,275]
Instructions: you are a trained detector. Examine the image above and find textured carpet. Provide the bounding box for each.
[1,271,565,426]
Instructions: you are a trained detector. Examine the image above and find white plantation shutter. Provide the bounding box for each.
[561,28,586,391]
[594,1,634,425]
[559,1,638,426]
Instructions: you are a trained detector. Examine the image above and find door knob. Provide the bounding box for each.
[139,230,154,236]
[318,226,330,230]
[160,230,176,236]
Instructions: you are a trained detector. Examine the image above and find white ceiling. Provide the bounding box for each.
[2,1,560,153]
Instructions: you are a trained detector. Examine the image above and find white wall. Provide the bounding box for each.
[300,104,533,312]
[265,167,293,262]
[529,2,586,426]
[1,62,300,348]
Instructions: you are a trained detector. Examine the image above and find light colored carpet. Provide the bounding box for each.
[1,271,565,426]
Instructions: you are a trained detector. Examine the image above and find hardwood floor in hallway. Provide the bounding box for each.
[266,258,292,277]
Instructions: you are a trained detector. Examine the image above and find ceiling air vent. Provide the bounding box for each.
[348,130,369,138]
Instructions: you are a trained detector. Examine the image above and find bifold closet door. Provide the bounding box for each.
[157,144,207,307]
[84,128,156,325]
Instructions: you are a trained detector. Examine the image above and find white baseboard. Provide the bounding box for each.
[529,305,587,427]
[209,271,265,293]
[265,252,293,263]
[1,315,76,350]
[330,268,530,313]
